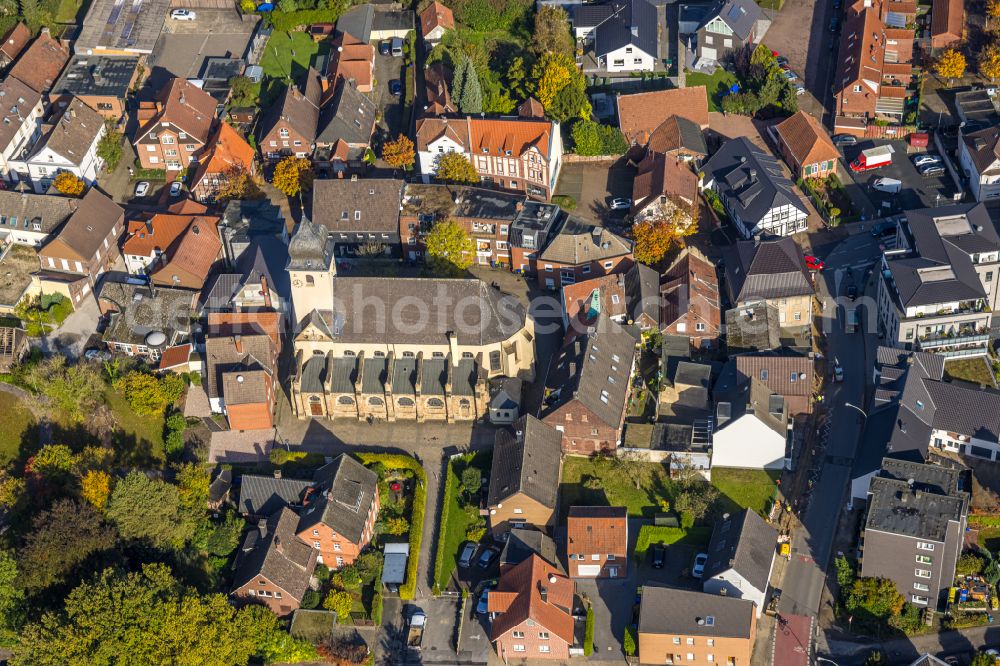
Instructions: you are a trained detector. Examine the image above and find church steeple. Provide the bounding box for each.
[287,216,336,333]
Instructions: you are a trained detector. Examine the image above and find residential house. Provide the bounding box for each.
[711,378,791,470]
[695,0,770,65]
[566,506,628,578]
[772,111,840,180]
[959,126,1000,202]
[133,79,217,171]
[655,360,715,477]
[638,586,757,666]
[312,178,404,257]
[573,0,659,74]
[714,352,814,418]
[616,87,710,147]
[219,198,289,265]
[231,507,317,616]
[625,261,661,331]
[8,97,106,193]
[660,247,722,349]
[205,315,278,431]
[861,457,969,609]
[640,114,709,163]
[37,188,124,304]
[328,32,376,93]
[336,4,414,42]
[535,220,632,289]
[539,314,637,453]
[257,70,322,162]
[931,0,963,48]
[122,213,222,290]
[0,77,44,180]
[487,414,563,534]
[422,63,455,116]
[0,189,77,246]
[419,1,454,47]
[702,509,778,615]
[488,554,575,660]
[725,237,816,327]
[701,137,809,238]
[97,280,196,360]
[49,55,141,121]
[488,377,523,425]
[500,529,561,573]
[561,272,629,336]
[508,198,565,273]
[0,23,29,69]
[8,28,69,94]
[415,116,564,200]
[314,79,377,172]
[631,154,699,227]
[190,122,257,203]
[876,205,998,355]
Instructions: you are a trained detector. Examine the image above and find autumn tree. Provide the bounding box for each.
[271,156,314,197]
[989,0,1000,28]
[80,470,112,510]
[435,151,479,184]
[531,52,591,122]
[215,163,261,201]
[631,205,695,267]
[112,371,185,415]
[425,219,475,276]
[18,499,117,592]
[97,121,124,172]
[324,589,354,622]
[24,357,104,422]
[382,134,416,170]
[935,48,967,83]
[845,576,905,622]
[52,172,85,197]
[981,43,1000,83]
[532,6,574,57]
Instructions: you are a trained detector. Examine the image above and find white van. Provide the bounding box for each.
[872,177,902,194]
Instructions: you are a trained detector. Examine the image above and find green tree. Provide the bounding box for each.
[0,551,25,637]
[106,471,195,549]
[971,651,998,666]
[958,552,986,575]
[25,356,104,422]
[434,151,479,184]
[323,589,354,622]
[331,565,362,590]
[425,219,475,276]
[845,577,905,622]
[97,122,124,172]
[532,5,573,56]
[506,57,527,100]
[460,466,481,498]
[571,119,603,156]
[25,444,76,482]
[12,563,277,666]
[835,555,854,595]
[456,56,483,114]
[205,512,244,557]
[18,500,117,592]
[228,75,259,107]
[112,371,185,415]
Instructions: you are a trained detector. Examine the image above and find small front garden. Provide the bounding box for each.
[684,69,739,112]
[434,450,491,592]
[15,293,73,336]
[799,174,855,225]
[313,551,385,627]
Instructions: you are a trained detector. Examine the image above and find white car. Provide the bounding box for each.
[795,84,806,96]
[169,181,183,197]
[692,552,708,579]
[609,197,632,210]
[134,181,150,197]
[911,153,942,168]
[170,9,196,20]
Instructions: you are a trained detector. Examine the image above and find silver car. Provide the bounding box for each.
[911,153,942,168]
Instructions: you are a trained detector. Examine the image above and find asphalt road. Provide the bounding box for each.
[779,228,882,617]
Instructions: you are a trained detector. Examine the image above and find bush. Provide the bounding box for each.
[372,590,383,625]
[268,8,342,31]
[958,552,986,576]
[623,625,637,656]
[551,194,576,210]
[584,605,594,656]
[888,602,924,635]
[314,563,331,584]
[571,119,629,156]
[301,589,323,610]
[113,371,185,415]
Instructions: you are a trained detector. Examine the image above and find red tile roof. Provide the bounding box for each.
[489,554,574,644]
[136,79,217,145]
[661,247,721,334]
[419,1,454,35]
[469,118,553,159]
[9,29,69,93]
[567,506,627,556]
[207,311,282,351]
[774,111,840,170]
[158,343,192,371]
[191,122,256,192]
[0,23,30,63]
[561,274,628,333]
[616,88,710,144]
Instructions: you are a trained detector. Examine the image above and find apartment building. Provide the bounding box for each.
[133,79,217,171]
[487,415,563,534]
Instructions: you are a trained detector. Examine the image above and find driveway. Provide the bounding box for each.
[840,139,956,217]
[44,291,100,359]
[372,51,406,151]
[554,160,636,228]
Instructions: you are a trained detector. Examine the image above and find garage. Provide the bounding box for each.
[702,47,717,60]
[577,565,602,577]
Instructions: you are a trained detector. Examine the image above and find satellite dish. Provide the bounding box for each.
[145,331,166,347]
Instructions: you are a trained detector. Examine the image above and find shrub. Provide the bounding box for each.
[113,371,185,415]
[314,563,331,584]
[623,625,637,656]
[323,589,353,622]
[888,602,923,635]
[301,589,323,610]
[958,552,986,576]
[551,194,576,210]
[584,605,594,656]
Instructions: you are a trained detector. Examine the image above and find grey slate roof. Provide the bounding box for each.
[703,509,777,593]
[624,261,660,324]
[592,0,659,59]
[51,55,139,98]
[373,9,413,32]
[540,314,637,429]
[287,216,334,271]
[298,454,379,543]
[238,475,311,516]
[337,4,375,42]
[704,0,764,41]
[312,178,404,234]
[639,586,755,638]
[703,137,807,232]
[330,356,360,393]
[300,355,327,393]
[866,458,968,542]
[500,529,561,572]
[727,237,814,303]
[232,506,316,602]
[316,79,377,150]
[538,218,632,264]
[0,189,77,235]
[490,376,523,410]
[488,415,563,509]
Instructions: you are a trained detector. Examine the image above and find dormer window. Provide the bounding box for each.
[482,147,488,153]
[279,128,289,138]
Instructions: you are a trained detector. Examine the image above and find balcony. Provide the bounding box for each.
[908,300,990,319]
[917,328,991,349]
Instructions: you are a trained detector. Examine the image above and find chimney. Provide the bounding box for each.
[69,107,76,119]
[273,468,282,479]
[234,334,243,354]
[540,586,548,603]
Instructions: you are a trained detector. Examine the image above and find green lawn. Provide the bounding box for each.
[684,69,739,112]
[260,31,330,85]
[979,526,1000,553]
[0,391,35,467]
[944,357,997,387]
[434,451,491,591]
[559,456,673,521]
[55,0,85,23]
[103,389,166,464]
[710,468,780,518]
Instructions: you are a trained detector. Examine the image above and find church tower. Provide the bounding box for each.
[286,216,335,333]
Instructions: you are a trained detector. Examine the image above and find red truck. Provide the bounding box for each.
[850,145,894,172]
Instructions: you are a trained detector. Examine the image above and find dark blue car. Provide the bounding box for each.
[389,79,402,96]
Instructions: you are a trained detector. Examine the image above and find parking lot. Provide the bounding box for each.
[372,48,407,150]
[554,160,636,228]
[150,9,258,83]
[841,139,957,216]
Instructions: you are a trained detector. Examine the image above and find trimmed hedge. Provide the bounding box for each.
[433,455,461,593]
[584,606,594,656]
[634,526,712,559]
[970,515,1000,528]
[268,9,342,31]
[357,453,426,600]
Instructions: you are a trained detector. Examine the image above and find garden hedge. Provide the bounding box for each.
[433,455,462,593]
[634,526,711,559]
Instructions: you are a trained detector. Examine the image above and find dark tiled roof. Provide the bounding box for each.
[639,586,755,638]
[703,509,777,593]
[0,189,77,234]
[488,415,563,509]
[316,79,376,147]
[704,0,764,41]
[724,303,782,353]
[337,3,375,42]
[593,0,658,58]
[727,237,814,303]
[624,261,659,324]
[298,454,379,543]
[238,475,311,516]
[232,507,316,602]
[51,55,139,98]
[501,529,561,572]
[312,178,404,233]
[44,187,123,260]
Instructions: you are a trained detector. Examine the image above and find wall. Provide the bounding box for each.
[489,491,557,535]
[711,414,787,470]
[495,623,570,661]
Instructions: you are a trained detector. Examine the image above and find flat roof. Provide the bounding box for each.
[76,0,171,54]
[51,54,139,97]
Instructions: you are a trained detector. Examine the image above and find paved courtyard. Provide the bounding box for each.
[149,9,258,84]
[554,160,635,228]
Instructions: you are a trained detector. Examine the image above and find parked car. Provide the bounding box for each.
[477,546,499,569]
[829,16,839,31]
[804,255,825,271]
[84,348,112,362]
[919,164,945,177]
[170,8,196,20]
[911,153,942,168]
[846,284,858,301]
[776,56,789,66]
[782,69,797,81]
[134,181,150,197]
[169,181,183,197]
[389,79,402,96]
[871,176,902,194]
[870,221,894,237]
[652,543,666,569]
[692,553,708,579]
[834,363,844,382]
[379,40,391,56]
[832,134,857,147]
[458,543,477,568]
[391,37,404,57]
[609,197,632,210]
[476,584,495,615]
[795,84,806,96]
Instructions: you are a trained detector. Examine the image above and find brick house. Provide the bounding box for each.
[931,0,963,48]
[205,314,279,431]
[97,280,195,360]
[420,0,454,46]
[615,87,709,147]
[257,69,322,162]
[660,247,722,349]
[190,122,257,203]
[38,188,124,304]
[123,214,222,291]
[8,27,69,94]
[535,220,633,290]
[540,315,637,453]
[487,415,563,534]
[773,111,840,180]
[489,554,575,660]
[133,78,217,171]
[566,506,628,578]
[231,507,317,616]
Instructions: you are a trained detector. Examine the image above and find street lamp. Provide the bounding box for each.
[844,402,868,419]
[816,658,841,666]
